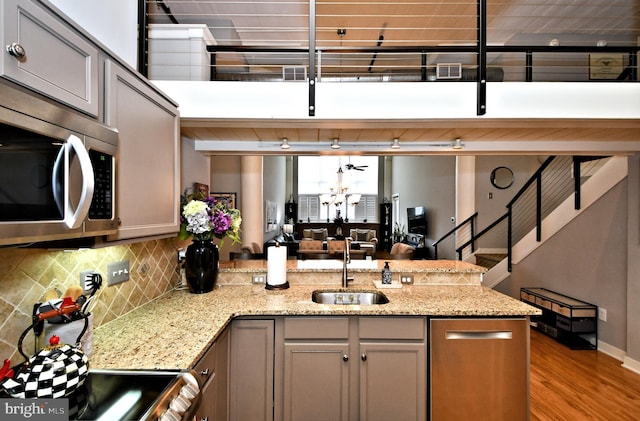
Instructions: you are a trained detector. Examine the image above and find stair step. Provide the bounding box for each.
[475,253,507,269]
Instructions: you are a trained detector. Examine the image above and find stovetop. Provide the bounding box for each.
[69,369,180,420]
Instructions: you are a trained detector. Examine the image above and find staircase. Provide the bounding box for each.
[481,156,627,288]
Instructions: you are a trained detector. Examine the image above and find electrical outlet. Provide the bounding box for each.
[79,270,97,293]
[107,260,130,286]
[252,274,267,284]
[598,307,607,322]
[400,274,414,284]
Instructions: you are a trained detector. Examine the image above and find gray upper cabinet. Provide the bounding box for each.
[104,59,180,240]
[1,0,99,117]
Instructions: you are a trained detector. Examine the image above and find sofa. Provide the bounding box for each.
[302,228,329,241]
[349,228,378,254]
[297,239,327,259]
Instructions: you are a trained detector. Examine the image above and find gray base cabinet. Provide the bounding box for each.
[283,342,351,421]
[430,318,529,421]
[359,317,426,421]
[195,327,230,421]
[282,317,351,421]
[278,316,426,421]
[229,319,275,421]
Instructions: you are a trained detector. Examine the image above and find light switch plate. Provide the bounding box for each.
[107,260,130,286]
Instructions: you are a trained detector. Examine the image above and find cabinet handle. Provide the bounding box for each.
[200,368,210,376]
[361,353,367,361]
[342,354,348,362]
[6,42,26,59]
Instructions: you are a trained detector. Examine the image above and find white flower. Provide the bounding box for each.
[183,200,208,217]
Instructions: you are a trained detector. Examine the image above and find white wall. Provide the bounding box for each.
[181,137,210,193]
[48,0,138,67]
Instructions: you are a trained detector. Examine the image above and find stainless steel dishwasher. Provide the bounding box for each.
[430,318,529,421]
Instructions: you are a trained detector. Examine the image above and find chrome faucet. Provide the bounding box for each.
[342,237,353,287]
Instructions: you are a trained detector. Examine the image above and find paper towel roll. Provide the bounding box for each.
[267,245,287,287]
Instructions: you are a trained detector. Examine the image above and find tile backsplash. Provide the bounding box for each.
[0,238,182,366]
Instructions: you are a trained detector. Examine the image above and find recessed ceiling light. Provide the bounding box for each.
[331,138,340,149]
[390,138,400,149]
[280,138,290,149]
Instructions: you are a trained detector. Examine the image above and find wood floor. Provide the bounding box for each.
[530,329,640,420]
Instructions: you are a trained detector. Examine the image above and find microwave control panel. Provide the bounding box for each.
[88,149,113,220]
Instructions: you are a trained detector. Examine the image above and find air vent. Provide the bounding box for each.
[436,63,462,79]
[283,66,307,81]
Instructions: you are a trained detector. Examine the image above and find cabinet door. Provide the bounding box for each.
[229,320,274,421]
[1,0,99,116]
[359,342,426,421]
[430,318,529,421]
[104,60,180,240]
[283,343,350,421]
[195,327,230,421]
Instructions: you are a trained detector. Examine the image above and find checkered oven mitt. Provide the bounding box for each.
[0,342,89,399]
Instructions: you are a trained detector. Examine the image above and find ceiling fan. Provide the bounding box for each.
[345,157,368,171]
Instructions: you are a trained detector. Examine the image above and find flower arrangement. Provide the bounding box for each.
[179,190,242,248]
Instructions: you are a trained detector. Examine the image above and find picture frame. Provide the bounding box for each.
[265,200,277,232]
[193,182,209,196]
[589,54,623,80]
[210,192,237,209]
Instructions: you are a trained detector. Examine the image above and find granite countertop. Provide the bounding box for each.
[90,282,540,371]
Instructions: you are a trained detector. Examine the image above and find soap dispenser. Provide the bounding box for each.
[382,261,392,284]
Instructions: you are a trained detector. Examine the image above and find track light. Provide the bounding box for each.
[390,138,400,149]
[280,138,290,149]
[451,138,463,150]
[331,138,340,149]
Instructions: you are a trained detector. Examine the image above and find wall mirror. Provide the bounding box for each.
[490,166,514,189]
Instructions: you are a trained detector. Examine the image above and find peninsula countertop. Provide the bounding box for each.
[90,271,540,371]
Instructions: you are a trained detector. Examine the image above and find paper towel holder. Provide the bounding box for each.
[266,242,290,290]
[266,281,290,290]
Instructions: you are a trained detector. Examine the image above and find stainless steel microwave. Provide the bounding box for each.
[0,82,118,246]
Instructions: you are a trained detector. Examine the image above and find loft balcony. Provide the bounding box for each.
[141,0,640,155]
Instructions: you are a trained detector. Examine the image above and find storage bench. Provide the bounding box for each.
[520,287,598,350]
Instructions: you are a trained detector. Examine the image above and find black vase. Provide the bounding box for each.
[185,239,219,293]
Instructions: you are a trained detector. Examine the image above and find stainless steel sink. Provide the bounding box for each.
[311,290,389,305]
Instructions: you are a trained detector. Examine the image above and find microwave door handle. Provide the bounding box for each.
[64,135,95,229]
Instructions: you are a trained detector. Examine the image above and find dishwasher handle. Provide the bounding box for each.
[445,330,513,340]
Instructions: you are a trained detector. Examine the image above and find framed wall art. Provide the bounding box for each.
[210,192,237,209]
[589,54,623,80]
[193,182,209,196]
[265,200,277,232]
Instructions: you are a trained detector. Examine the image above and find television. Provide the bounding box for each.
[407,206,427,235]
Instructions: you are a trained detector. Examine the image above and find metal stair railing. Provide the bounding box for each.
[432,212,477,260]
[433,156,609,270]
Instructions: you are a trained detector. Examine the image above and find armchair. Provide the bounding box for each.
[349,228,378,254]
[388,242,415,259]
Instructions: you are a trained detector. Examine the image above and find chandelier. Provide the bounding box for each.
[319,166,361,222]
